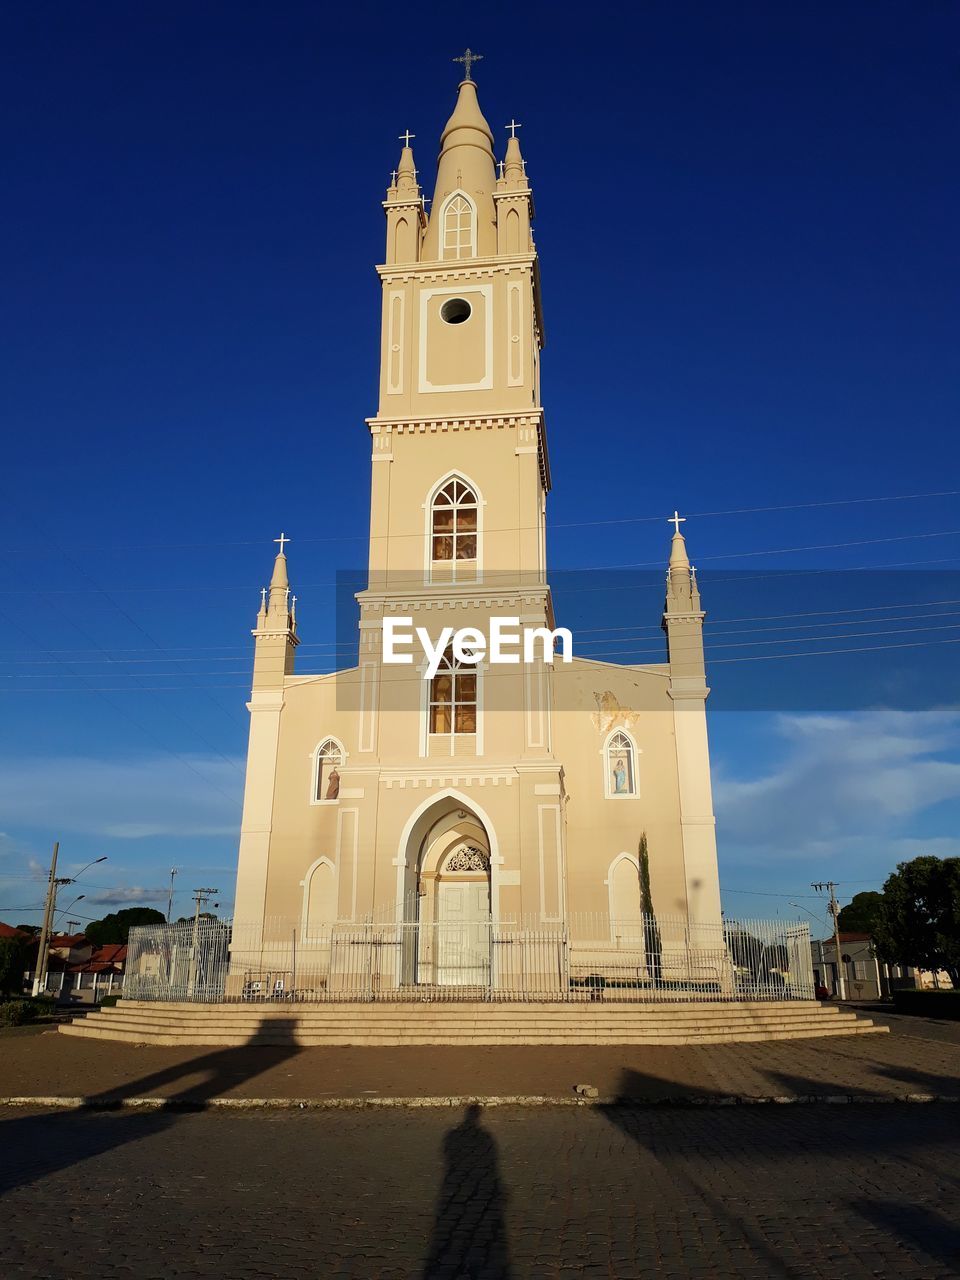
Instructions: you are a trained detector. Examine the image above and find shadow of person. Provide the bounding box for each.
[422,1103,511,1280]
[0,1015,302,1199]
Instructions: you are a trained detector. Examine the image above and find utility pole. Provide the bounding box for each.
[32,844,75,997]
[65,920,81,935]
[812,881,846,1000]
[187,887,219,997]
[166,866,180,923]
[33,849,106,997]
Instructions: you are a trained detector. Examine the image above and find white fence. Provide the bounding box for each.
[124,913,814,1004]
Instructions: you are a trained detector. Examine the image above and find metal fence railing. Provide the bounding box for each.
[123,913,814,1005]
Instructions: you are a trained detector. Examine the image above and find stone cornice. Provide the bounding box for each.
[365,409,551,490]
[375,252,537,283]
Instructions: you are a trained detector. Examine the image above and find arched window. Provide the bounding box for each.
[441,193,475,260]
[605,730,637,798]
[429,647,477,737]
[302,857,337,938]
[431,478,478,565]
[314,738,343,802]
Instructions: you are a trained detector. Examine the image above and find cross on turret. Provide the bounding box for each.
[506,118,522,138]
[669,511,686,535]
[398,129,415,147]
[274,532,291,555]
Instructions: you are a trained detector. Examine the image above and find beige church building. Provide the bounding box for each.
[231,70,723,992]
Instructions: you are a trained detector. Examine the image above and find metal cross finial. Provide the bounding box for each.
[398,129,415,148]
[453,48,483,81]
[260,587,267,609]
[274,532,291,555]
[506,118,522,138]
[669,511,686,535]
[390,169,397,184]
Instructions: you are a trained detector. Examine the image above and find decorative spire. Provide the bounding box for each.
[267,533,292,618]
[503,120,525,187]
[422,75,497,260]
[668,510,690,573]
[394,134,420,198]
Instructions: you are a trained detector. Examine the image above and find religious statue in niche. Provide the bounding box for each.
[325,767,341,801]
[606,731,636,797]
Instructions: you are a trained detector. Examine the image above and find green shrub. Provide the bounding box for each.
[0,1000,37,1027]
[98,993,121,1008]
[893,990,960,1020]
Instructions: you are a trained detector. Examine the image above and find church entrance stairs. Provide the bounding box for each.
[60,1000,886,1047]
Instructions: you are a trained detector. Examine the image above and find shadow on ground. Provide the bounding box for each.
[421,1103,511,1279]
[0,1017,301,1197]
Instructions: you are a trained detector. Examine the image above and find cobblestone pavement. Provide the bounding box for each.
[1,1104,958,1279]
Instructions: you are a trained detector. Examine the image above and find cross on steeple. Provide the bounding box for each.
[669,511,686,535]
[398,129,415,147]
[453,47,483,81]
[274,532,291,555]
[505,118,522,138]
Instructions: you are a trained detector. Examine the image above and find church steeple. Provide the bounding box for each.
[663,514,706,683]
[384,131,426,265]
[420,76,498,261]
[251,534,298,689]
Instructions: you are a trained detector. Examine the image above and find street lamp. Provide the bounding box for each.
[54,894,85,928]
[68,855,108,884]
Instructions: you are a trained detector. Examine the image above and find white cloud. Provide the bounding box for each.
[88,887,170,906]
[714,708,960,867]
[0,755,243,839]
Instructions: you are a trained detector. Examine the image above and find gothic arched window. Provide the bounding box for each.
[431,478,478,565]
[314,738,343,802]
[441,193,475,260]
[605,730,637,798]
[429,646,477,737]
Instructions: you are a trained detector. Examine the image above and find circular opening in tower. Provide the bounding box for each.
[440,297,472,325]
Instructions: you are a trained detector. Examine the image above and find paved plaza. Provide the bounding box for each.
[3,1009,960,1104]
[1,1102,959,1278]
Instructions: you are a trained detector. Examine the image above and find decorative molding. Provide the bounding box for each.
[384,773,515,789]
[444,844,490,873]
[418,284,493,394]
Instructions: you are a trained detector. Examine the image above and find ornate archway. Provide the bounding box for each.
[396,793,495,987]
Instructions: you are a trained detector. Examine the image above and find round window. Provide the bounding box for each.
[440,297,472,325]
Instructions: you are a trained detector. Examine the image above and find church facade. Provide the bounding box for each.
[232,72,722,991]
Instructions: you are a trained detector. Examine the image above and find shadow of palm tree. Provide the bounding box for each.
[422,1104,511,1279]
[0,1016,302,1198]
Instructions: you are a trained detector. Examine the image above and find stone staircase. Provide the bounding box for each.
[60,999,887,1047]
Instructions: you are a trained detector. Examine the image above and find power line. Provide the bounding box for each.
[2,631,959,692]
[1,486,956,555]
[1,596,957,662]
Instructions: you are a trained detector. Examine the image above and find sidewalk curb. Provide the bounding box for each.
[1,1092,958,1112]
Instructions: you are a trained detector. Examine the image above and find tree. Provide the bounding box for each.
[872,856,960,987]
[638,832,662,985]
[836,891,884,935]
[85,907,166,946]
[0,935,29,995]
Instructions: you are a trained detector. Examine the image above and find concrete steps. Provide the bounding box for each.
[60,1000,887,1047]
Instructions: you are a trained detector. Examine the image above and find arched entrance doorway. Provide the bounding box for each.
[397,795,494,988]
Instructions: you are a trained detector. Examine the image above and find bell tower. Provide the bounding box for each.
[366,66,548,591]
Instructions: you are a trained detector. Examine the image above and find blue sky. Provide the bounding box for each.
[1,2,958,930]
